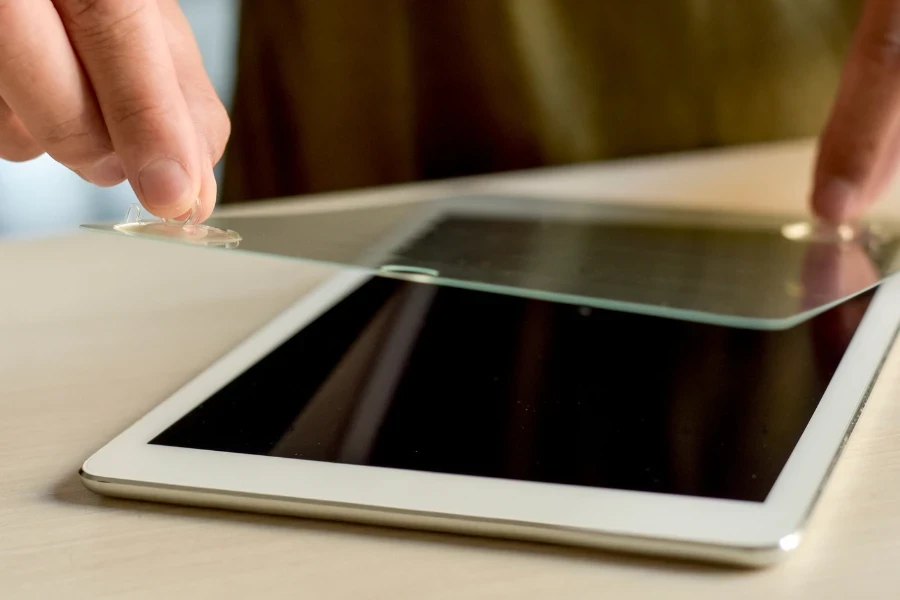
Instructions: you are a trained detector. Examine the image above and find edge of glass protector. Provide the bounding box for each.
[370,268,873,331]
[370,215,896,331]
[80,200,896,331]
[83,214,776,329]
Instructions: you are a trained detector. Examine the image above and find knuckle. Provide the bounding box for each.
[0,138,43,162]
[107,98,170,131]
[59,0,143,25]
[103,97,185,146]
[40,112,111,167]
[187,88,230,162]
[0,112,42,162]
[0,143,42,163]
[0,147,43,162]
[58,0,148,41]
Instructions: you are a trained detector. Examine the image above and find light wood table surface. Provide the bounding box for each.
[3,140,900,599]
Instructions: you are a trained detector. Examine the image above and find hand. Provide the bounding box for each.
[814,0,900,224]
[0,0,230,221]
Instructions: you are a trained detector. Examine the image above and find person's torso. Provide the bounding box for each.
[223,0,858,202]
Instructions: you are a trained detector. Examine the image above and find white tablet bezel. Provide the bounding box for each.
[82,265,900,560]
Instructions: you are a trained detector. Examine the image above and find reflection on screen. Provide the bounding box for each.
[152,278,871,502]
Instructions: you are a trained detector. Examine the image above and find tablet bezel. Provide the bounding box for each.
[81,268,900,560]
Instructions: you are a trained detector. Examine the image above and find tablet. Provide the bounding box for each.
[80,269,900,567]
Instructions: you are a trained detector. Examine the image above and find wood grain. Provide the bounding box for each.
[3,140,900,599]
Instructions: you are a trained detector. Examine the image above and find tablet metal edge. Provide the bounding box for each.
[79,469,787,568]
[77,298,900,570]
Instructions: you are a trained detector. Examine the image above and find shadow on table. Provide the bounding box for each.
[52,471,750,576]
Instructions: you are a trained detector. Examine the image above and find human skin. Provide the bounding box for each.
[0,0,899,223]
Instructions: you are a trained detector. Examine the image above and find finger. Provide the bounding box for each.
[158,0,231,220]
[0,96,43,162]
[194,150,218,223]
[812,0,900,223]
[0,0,124,183]
[159,0,231,166]
[170,147,218,224]
[55,0,203,218]
[857,113,900,199]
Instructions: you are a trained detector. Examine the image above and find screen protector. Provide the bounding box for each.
[82,195,900,330]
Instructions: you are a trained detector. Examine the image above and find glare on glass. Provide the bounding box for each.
[83,195,900,330]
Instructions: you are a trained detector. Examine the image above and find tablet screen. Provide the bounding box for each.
[152,278,872,502]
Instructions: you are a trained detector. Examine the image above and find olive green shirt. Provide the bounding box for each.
[222,0,857,203]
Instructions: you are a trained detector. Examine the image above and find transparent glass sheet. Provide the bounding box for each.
[83,195,900,330]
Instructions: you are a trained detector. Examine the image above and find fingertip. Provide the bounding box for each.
[169,155,216,224]
[137,157,198,218]
[0,107,44,163]
[0,144,44,163]
[811,177,861,224]
[196,151,218,223]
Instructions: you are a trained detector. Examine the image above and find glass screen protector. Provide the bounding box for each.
[82,195,900,330]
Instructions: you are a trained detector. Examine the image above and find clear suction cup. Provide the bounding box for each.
[109,200,242,248]
[781,219,884,248]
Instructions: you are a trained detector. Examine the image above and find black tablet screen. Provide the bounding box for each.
[152,277,870,502]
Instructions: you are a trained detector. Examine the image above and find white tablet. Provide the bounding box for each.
[81,269,900,567]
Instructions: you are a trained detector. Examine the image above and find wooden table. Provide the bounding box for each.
[3,140,900,599]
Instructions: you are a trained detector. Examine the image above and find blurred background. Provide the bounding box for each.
[0,1,855,240]
[0,0,240,240]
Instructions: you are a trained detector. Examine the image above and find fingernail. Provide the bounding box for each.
[83,155,126,186]
[139,158,193,213]
[813,178,858,224]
